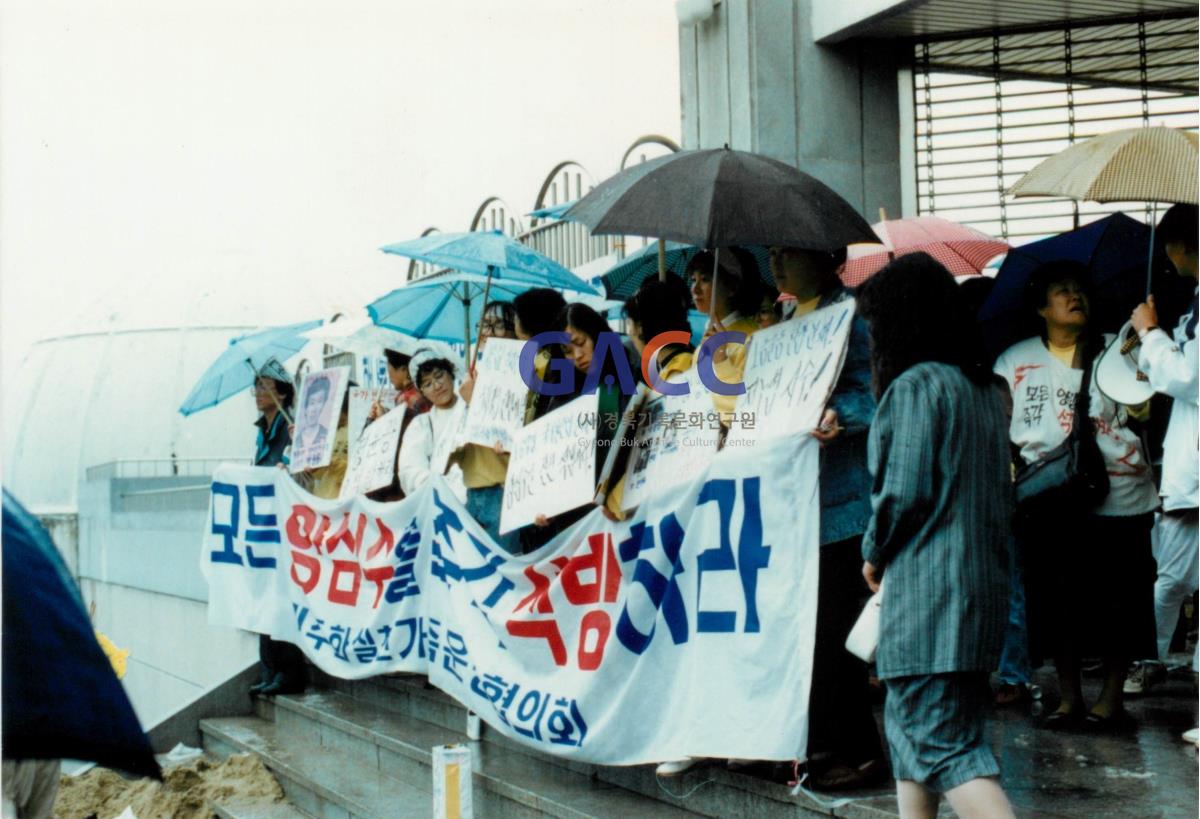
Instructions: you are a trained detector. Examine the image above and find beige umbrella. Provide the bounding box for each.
[1009,126,1198,205]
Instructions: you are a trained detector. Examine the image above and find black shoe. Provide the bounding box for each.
[259,673,306,696]
[249,669,274,695]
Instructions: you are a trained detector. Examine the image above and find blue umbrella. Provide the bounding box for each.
[599,242,774,299]
[3,490,161,779]
[527,200,577,221]
[178,318,321,417]
[381,230,596,366]
[368,273,535,356]
[380,230,596,295]
[978,213,1183,357]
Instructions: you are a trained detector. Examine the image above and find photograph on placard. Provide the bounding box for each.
[290,366,350,473]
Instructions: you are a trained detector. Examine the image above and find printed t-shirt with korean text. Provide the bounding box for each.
[993,335,1158,517]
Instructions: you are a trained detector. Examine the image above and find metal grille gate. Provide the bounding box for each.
[912,14,1198,244]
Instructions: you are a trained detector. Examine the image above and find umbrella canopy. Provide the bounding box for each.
[178,318,321,416]
[303,311,417,356]
[527,200,578,221]
[380,229,597,295]
[598,242,775,299]
[1009,126,1198,205]
[841,216,1009,287]
[3,490,161,779]
[367,273,537,347]
[977,212,1187,357]
[563,146,879,250]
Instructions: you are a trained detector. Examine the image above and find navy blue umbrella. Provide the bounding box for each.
[2,491,161,779]
[978,212,1187,357]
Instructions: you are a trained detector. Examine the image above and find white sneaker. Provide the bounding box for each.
[1182,726,1199,745]
[1123,661,1166,695]
[655,757,698,776]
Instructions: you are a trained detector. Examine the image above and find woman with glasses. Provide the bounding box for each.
[397,354,467,503]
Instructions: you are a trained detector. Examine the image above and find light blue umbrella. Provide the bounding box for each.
[380,229,595,294]
[178,319,321,417]
[527,200,578,221]
[368,274,540,370]
[380,229,596,365]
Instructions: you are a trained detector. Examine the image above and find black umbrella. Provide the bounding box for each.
[2,490,161,779]
[563,146,879,250]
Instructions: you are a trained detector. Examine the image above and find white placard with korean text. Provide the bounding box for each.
[339,405,405,501]
[727,300,854,445]
[462,338,528,451]
[500,392,600,534]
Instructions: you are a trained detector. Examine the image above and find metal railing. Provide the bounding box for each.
[85,458,242,482]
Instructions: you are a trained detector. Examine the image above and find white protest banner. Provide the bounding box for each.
[462,338,527,451]
[339,406,405,501]
[290,366,351,473]
[201,431,819,765]
[500,392,600,534]
[348,386,399,466]
[727,299,855,445]
[621,369,722,510]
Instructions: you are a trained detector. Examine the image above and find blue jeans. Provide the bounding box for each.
[466,485,522,555]
[997,549,1031,685]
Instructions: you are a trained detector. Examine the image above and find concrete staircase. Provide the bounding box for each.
[201,672,901,818]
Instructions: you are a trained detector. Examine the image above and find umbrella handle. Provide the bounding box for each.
[469,266,495,376]
[709,247,720,322]
[1145,202,1157,299]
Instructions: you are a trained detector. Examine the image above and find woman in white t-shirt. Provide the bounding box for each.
[994,261,1158,732]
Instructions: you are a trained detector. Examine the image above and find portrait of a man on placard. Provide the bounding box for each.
[290,367,347,472]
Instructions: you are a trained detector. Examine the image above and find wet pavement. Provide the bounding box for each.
[982,655,1197,818]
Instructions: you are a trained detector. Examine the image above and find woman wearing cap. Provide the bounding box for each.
[767,245,886,789]
[993,260,1157,730]
[397,354,467,503]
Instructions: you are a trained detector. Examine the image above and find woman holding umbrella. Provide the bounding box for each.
[993,261,1158,730]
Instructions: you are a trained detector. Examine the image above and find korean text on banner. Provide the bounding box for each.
[500,392,600,534]
[200,432,819,765]
[291,366,351,473]
[462,338,527,451]
[727,300,854,445]
[339,406,405,500]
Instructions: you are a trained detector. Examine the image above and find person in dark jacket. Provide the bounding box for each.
[249,363,308,697]
[770,245,886,789]
[858,254,1015,819]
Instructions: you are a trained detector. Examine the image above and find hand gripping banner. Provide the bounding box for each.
[202,435,819,765]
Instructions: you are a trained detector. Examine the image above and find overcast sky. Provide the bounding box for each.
[0,0,681,377]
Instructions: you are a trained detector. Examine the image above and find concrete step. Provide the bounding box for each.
[315,672,902,819]
[211,796,314,819]
[202,715,432,819]
[247,688,701,819]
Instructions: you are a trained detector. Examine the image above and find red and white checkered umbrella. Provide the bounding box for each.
[839,216,1009,288]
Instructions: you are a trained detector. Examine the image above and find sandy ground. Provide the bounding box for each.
[54,753,286,818]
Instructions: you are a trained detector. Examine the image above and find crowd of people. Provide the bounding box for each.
[245,204,1198,818]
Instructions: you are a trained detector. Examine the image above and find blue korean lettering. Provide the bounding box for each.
[385,519,422,603]
[615,516,689,655]
[694,477,771,633]
[244,483,279,569]
[545,697,588,747]
[210,481,242,565]
[429,490,516,609]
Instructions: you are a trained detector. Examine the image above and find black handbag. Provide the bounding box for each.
[1014,346,1110,513]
